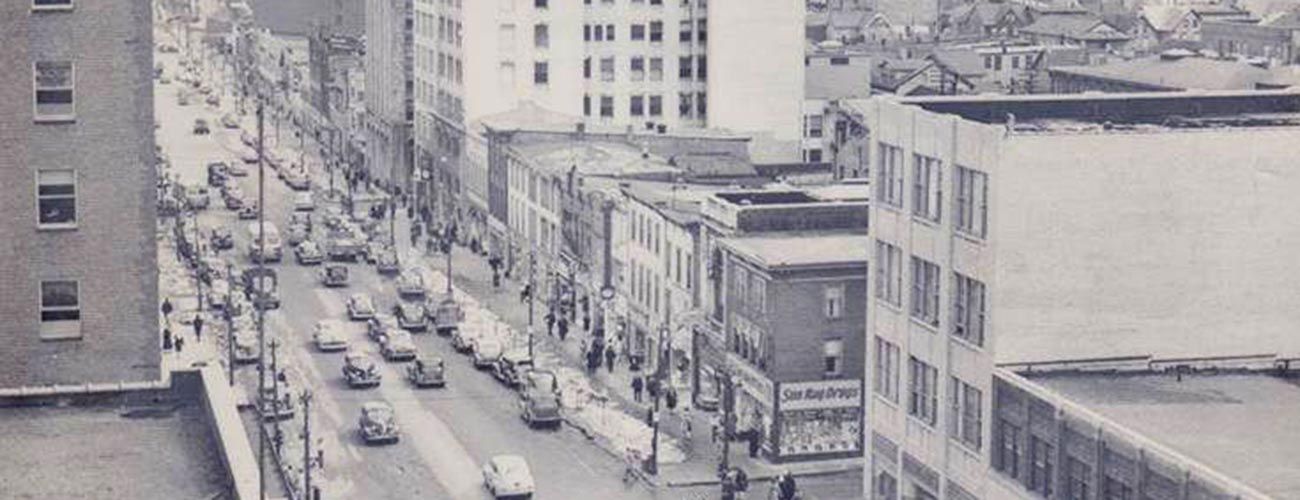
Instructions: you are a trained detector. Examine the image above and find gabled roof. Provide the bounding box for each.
[1022,13,1131,41]
[928,49,988,77]
[1140,5,1190,33]
[1049,54,1273,90]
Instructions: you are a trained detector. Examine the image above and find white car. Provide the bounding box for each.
[381,331,418,361]
[293,191,315,211]
[313,319,349,352]
[347,293,376,321]
[396,269,426,297]
[482,455,535,499]
[472,338,503,369]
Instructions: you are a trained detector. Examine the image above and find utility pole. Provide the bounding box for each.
[271,338,281,440]
[300,389,313,500]
[226,262,235,386]
[255,100,268,500]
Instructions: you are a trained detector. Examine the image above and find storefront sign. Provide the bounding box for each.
[778,379,862,411]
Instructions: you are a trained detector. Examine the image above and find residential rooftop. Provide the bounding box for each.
[0,396,229,499]
[1049,52,1275,91]
[722,232,870,270]
[513,139,681,178]
[845,89,1300,131]
[478,101,750,140]
[1022,370,1300,498]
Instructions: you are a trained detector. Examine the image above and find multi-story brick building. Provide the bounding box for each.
[365,0,414,188]
[0,0,159,387]
[857,90,1300,499]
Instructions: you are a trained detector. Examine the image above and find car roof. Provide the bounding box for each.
[361,401,392,413]
[491,455,529,470]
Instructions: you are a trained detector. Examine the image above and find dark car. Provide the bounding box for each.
[210,227,234,250]
[493,350,534,388]
[207,162,228,188]
[193,118,210,135]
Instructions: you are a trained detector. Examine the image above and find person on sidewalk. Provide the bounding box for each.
[557,316,569,341]
[544,310,555,336]
[163,327,173,351]
[711,414,722,444]
[605,346,617,373]
[776,470,798,500]
[161,298,174,324]
[582,314,591,333]
[175,336,184,353]
[680,413,693,451]
[520,283,532,304]
[193,315,204,342]
[631,375,644,403]
[748,425,761,458]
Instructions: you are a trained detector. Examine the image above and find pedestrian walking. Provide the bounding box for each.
[631,375,644,403]
[748,426,761,458]
[711,414,722,444]
[776,470,798,500]
[681,414,694,450]
[582,314,591,332]
[193,315,204,342]
[544,311,556,336]
[520,283,532,304]
[161,298,174,323]
[605,347,617,372]
[174,336,184,353]
[163,327,173,351]
[557,317,569,341]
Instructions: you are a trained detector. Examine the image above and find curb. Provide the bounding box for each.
[663,463,860,488]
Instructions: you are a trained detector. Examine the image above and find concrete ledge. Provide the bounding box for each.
[194,366,260,500]
[663,461,860,488]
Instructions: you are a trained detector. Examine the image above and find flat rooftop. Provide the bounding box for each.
[722,232,870,269]
[0,399,229,499]
[716,191,820,205]
[513,140,680,177]
[864,89,1300,131]
[1027,372,1300,498]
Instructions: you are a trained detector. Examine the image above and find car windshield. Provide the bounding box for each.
[328,267,347,278]
[496,458,528,476]
[364,406,393,420]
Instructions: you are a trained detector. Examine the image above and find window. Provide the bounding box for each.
[584,57,592,79]
[997,419,1022,479]
[697,91,707,116]
[34,0,74,10]
[955,166,989,238]
[874,241,903,306]
[874,471,898,500]
[824,285,844,319]
[733,265,749,311]
[593,24,604,41]
[875,143,904,208]
[584,24,592,41]
[600,57,615,82]
[912,154,942,222]
[647,57,663,81]
[697,55,707,79]
[534,0,547,7]
[1103,476,1133,500]
[983,55,993,70]
[606,24,615,41]
[807,149,822,163]
[873,336,900,402]
[830,56,850,65]
[649,21,663,42]
[1066,457,1092,500]
[1011,55,1021,69]
[806,114,824,138]
[994,55,1003,71]
[910,257,940,327]
[649,94,662,116]
[952,273,986,347]
[34,61,74,121]
[698,19,708,42]
[650,0,661,4]
[534,24,549,48]
[907,356,937,426]
[949,377,982,450]
[678,92,692,117]
[630,56,645,81]
[679,56,693,79]
[630,95,644,116]
[632,23,646,40]
[823,339,843,377]
[533,61,549,84]
[583,94,591,116]
[680,20,692,42]
[1029,436,1055,497]
[37,170,76,228]
[600,95,614,117]
[749,274,765,312]
[40,280,81,340]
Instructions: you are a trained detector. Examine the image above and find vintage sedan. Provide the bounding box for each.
[406,355,446,388]
[342,351,381,388]
[347,293,376,321]
[396,269,426,298]
[374,248,401,275]
[394,302,428,332]
[471,338,504,369]
[319,264,349,287]
[313,319,349,352]
[210,227,234,250]
[367,314,400,343]
[482,455,535,499]
[493,350,534,388]
[358,401,399,444]
[295,240,324,265]
[380,331,418,361]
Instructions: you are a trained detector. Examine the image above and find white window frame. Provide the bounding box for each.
[823,339,843,377]
[873,336,900,402]
[36,169,77,230]
[874,241,902,306]
[952,272,986,347]
[912,154,942,222]
[875,143,904,208]
[824,284,844,319]
[910,256,941,327]
[908,356,938,427]
[40,279,82,340]
[33,60,75,122]
[32,0,74,11]
[955,165,989,239]
[949,376,983,451]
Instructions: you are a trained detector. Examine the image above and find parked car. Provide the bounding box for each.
[367,314,400,343]
[342,351,381,388]
[406,355,446,388]
[375,248,401,275]
[225,161,248,176]
[233,332,259,364]
[240,148,260,164]
[396,269,426,298]
[210,227,234,250]
[358,401,399,444]
[471,338,503,369]
[293,191,315,211]
[319,264,349,287]
[193,118,210,135]
[482,455,535,499]
[295,240,324,265]
[184,185,210,210]
[220,113,239,129]
[207,279,230,310]
[451,327,479,353]
[206,162,228,188]
[287,223,310,246]
[238,204,258,220]
[284,169,311,191]
[519,369,562,428]
[381,331,418,361]
[347,293,376,321]
[240,131,257,147]
[313,319,349,352]
[493,350,534,388]
[224,189,245,210]
[427,296,464,336]
[395,303,428,332]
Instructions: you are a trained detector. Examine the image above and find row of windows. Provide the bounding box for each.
[582,19,706,43]
[875,143,989,239]
[873,340,984,450]
[874,242,987,347]
[583,92,706,119]
[415,11,462,48]
[995,421,1134,500]
[581,55,706,83]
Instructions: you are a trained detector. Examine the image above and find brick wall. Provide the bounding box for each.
[0,0,159,388]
